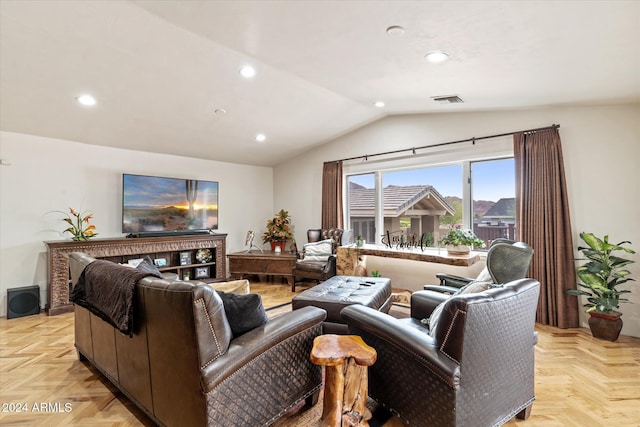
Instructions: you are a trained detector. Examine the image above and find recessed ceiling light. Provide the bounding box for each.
[255,133,266,143]
[75,94,96,106]
[425,51,449,63]
[374,101,385,108]
[239,65,256,78]
[386,25,405,35]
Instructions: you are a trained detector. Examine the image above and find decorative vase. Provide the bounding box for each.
[588,311,623,342]
[446,244,470,255]
[270,241,287,252]
[354,258,367,277]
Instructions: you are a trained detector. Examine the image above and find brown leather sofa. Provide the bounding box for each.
[342,278,540,427]
[69,252,326,427]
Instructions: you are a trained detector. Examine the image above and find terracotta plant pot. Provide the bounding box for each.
[270,241,287,252]
[588,311,623,342]
[446,244,470,255]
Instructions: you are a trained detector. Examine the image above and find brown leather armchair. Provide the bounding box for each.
[428,239,533,294]
[342,278,540,427]
[293,228,343,288]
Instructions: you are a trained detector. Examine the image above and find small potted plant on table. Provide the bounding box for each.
[439,228,485,254]
[262,209,294,252]
[567,232,635,341]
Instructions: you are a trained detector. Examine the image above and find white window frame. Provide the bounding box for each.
[343,136,513,244]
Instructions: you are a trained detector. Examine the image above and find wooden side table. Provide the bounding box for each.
[311,334,377,427]
[227,250,298,291]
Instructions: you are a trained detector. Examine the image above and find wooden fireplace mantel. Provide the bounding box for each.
[44,233,227,316]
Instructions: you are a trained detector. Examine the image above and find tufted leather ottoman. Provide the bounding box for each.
[292,276,393,334]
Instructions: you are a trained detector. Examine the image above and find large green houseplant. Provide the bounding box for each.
[440,228,485,254]
[567,232,635,341]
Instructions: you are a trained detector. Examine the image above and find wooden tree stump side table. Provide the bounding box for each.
[310,334,377,427]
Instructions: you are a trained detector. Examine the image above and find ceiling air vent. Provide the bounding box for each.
[431,95,464,104]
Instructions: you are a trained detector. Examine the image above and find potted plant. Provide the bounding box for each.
[262,209,294,252]
[439,228,485,254]
[59,207,98,241]
[567,232,635,341]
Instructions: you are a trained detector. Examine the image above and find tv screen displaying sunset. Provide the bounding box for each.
[122,174,219,232]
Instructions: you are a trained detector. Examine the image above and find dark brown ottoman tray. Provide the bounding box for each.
[292,276,393,334]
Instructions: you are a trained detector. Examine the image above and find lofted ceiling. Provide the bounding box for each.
[1,1,639,166]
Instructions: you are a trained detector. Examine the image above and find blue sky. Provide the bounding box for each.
[470,159,515,201]
[349,158,514,202]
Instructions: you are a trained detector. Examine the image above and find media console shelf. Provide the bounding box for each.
[44,233,227,316]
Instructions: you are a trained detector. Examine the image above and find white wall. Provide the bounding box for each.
[0,131,274,317]
[274,104,640,337]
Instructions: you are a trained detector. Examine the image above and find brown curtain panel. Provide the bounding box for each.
[514,128,579,328]
[321,161,343,229]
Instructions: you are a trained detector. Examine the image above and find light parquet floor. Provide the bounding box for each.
[1,282,639,426]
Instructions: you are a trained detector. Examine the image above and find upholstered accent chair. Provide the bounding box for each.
[342,278,541,427]
[293,228,344,288]
[428,239,534,294]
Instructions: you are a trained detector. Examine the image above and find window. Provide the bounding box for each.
[344,147,516,248]
[382,165,462,244]
[471,158,516,247]
[399,217,411,229]
[347,173,376,244]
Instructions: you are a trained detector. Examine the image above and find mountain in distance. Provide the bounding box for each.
[445,196,495,216]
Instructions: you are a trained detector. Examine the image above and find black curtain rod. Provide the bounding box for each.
[329,123,560,164]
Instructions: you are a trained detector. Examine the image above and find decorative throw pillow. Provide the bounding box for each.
[455,280,492,295]
[302,239,333,262]
[426,301,446,337]
[475,267,493,283]
[136,256,162,277]
[215,291,268,337]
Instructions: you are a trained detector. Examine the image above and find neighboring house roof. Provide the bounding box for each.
[349,183,455,218]
[483,197,516,218]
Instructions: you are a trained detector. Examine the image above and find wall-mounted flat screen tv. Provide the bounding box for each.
[122,174,219,233]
